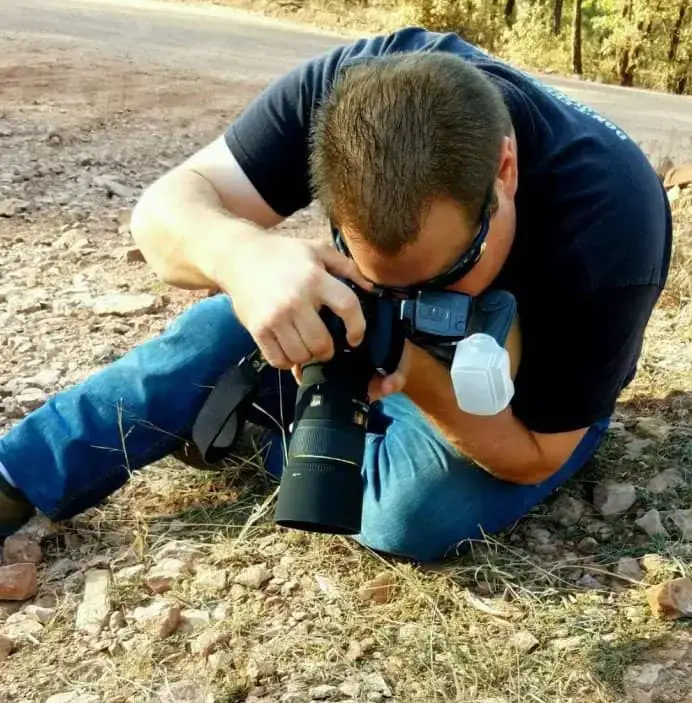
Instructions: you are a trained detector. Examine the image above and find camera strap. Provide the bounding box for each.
[191,349,267,465]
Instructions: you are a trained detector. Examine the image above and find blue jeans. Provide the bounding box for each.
[0,294,609,562]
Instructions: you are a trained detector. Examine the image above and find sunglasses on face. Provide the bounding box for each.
[330,188,494,300]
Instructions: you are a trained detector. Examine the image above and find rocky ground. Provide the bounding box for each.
[1,29,692,703]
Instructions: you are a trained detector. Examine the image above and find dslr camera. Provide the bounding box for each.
[191,282,473,536]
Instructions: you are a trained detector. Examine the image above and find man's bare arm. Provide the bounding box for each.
[401,317,588,484]
[130,135,284,290]
[129,134,371,369]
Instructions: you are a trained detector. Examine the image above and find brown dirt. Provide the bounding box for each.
[1,28,692,703]
[0,34,325,406]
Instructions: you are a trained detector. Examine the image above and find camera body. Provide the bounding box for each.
[273,284,474,535]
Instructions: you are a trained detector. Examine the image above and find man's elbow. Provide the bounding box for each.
[483,458,561,486]
[130,184,158,256]
[130,185,178,286]
[508,466,558,485]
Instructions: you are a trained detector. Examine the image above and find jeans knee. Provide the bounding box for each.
[160,294,255,375]
[165,295,244,344]
[357,481,481,563]
[358,512,454,563]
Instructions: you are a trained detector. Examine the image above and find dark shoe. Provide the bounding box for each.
[0,474,35,538]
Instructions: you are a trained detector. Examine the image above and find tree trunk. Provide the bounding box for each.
[618,52,635,86]
[670,58,691,95]
[668,0,688,61]
[621,0,633,20]
[667,1,689,91]
[572,0,583,75]
[553,0,564,34]
[504,0,516,25]
[617,0,661,88]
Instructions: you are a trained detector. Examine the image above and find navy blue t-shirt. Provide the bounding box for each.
[224,27,672,434]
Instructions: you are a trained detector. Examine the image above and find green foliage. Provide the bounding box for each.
[403,0,506,52]
[403,0,692,95]
[501,3,572,74]
[407,0,466,34]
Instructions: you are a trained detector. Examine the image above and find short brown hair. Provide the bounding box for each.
[309,51,512,254]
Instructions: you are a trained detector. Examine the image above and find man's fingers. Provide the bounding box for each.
[317,243,373,292]
[368,376,382,403]
[255,330,291,370]
[382,371,405,396]
[294,308,334,362]
[273,322,312,366]
[318,275,367,347]
[368,370,405,402]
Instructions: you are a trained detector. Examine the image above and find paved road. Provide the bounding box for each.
[4,0,692,162]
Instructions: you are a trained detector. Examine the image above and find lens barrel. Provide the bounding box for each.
[274,356,370,535]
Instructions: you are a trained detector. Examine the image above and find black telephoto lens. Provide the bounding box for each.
[274,350,371,535]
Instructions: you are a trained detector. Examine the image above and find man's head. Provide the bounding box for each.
[309,51,519,296]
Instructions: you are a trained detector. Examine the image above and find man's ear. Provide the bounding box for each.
[497,133,519,201]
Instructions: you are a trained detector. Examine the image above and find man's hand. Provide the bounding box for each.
[130,138,374,371]
[218,237,374,370]
[290,339,413,401]
[367,340,412,402]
